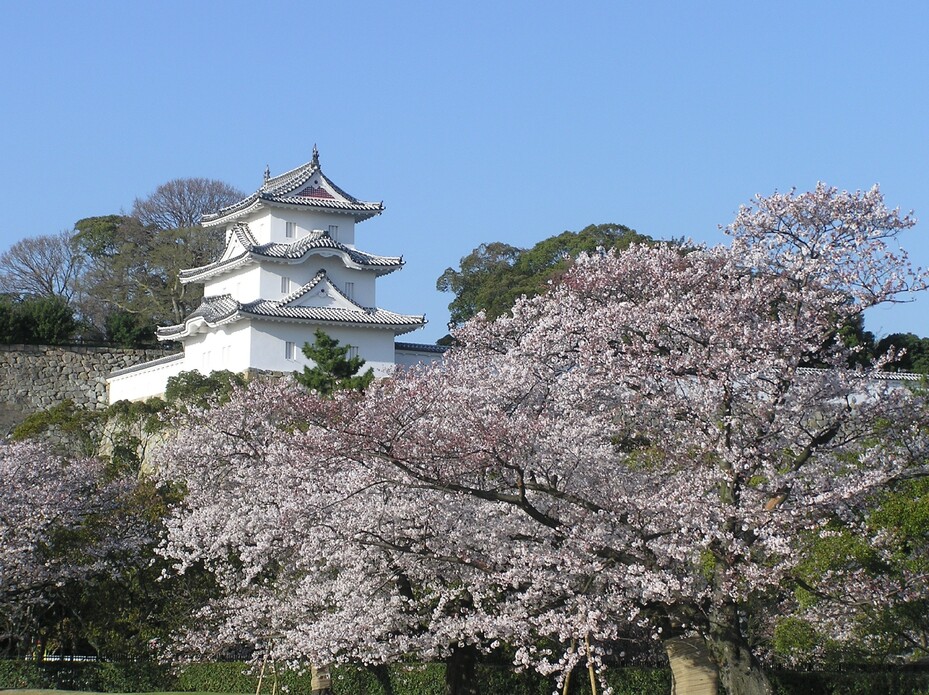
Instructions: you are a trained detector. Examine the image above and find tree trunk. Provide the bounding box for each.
[708,604,773,695]
[584,633,598,695]
[445,645,479,695]
[371,664,395,695]
[664,635,718,695]
[310,663,331,695]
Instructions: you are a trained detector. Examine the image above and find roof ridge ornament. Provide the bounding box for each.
[264,165,270,183]
[312,144,320,169]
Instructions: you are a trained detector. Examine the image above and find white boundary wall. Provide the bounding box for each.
[107,354,187,403]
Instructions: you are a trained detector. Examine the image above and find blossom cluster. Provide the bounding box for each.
[155,185,928,687]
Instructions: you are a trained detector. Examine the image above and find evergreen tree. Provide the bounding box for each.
[437,223,652,328]
[296,330,374,396]
[876,332,929,374]
[105,309,157,347]
[18,295,77,344]
[0,294,26,343]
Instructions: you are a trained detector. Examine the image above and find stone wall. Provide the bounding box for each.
[0,344,177,434]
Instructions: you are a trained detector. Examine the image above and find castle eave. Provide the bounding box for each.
[201,152,383,226]
[178,228,403,284]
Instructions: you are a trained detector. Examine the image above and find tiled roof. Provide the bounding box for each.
[230,222,259,247]
[201,150,384,225]
[107,352,185,378]
[178,223,403,283]
[243,302,423,328]
[158,275,425,340]
[257,231,400,266]
[796,366,925,382]
[395,342,448,354]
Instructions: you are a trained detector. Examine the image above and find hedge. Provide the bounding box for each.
[0,659,168,692]
[70,661,169,693]
[2,659,928,694]
[173,662,668,695]
[174,662,274,693]
[770,668,929,695]
[0,659,53,689]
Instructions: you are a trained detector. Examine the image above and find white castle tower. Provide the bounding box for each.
[108,149,439,402]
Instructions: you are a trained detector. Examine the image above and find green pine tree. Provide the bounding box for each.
[295,329,374,396]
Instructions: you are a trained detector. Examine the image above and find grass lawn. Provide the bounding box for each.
[0,691,247,695]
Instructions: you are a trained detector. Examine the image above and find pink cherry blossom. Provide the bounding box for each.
[0,440,142,636]
[157,185,928,694]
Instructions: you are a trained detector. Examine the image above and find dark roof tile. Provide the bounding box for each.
[202,154,383,225]
[158,280,425,340]
[179,224,402,283]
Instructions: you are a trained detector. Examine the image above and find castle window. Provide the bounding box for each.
[285,341,297,361]
[286,221,296,238]
[347,346,359,360]
[345,281,354,300]
[328,224,338,240]
[281,276,291,294]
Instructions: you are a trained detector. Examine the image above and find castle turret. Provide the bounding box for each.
[107,150,431,402]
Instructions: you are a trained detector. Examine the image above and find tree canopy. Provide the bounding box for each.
[437,222,651,328]
[156,184,929,694]
[0,231,83,301]
[0,440,148,656]
[876,332,929,374]
[71,178,243,333]
[0,178,245,344]
[0,294,76,345]
[132,178,244,232]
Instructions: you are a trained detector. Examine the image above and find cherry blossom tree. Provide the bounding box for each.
[155,379,504,693]
[777,465,929,666]
[157,185,928,695]
[0,440,143,655]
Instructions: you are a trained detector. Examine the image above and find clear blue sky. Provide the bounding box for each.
[2,1,927,343]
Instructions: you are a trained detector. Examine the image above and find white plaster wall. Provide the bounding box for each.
[249,321,396,377]
[394,348,445,369]
[182,323,252,375]
[226,216,270,245]
[204,266,263,303]
[107,336,444,404]
[204,244,378,307]
[265,260,376,305]
[332,221,355,247]
[265,209,357,246]
[107,356,187,403]
[316,264,375,305]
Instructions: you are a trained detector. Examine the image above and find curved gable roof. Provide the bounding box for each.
[159,270,425,341]
[179,223,403,283]
[201,148,384,226]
